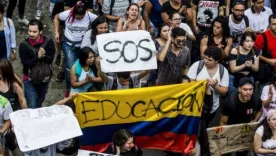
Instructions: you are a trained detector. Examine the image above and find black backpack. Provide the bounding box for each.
[254,33,274,83]
[110,0,132,14]
[111,77,134,90]
[22,38,53,85]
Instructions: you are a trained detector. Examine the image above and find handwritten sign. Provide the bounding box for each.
[97,30,157,73]
[207,122,259,156]
[78,149,114,156]
[10,105,83,152]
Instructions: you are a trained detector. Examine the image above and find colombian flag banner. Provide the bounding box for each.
[75,80,206,154]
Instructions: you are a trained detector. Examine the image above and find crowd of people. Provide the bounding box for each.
[0,0,275,155]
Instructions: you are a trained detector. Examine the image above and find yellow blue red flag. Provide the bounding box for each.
[75,80,206,154]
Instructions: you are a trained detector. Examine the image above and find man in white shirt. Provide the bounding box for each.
[245,0,273,33]
[187,46,229,121]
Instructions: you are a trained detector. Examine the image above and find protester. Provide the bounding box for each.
[228,0,252,47]
[200,16,232,59]
[156,27,191,85]
[0,3,16,61]
[259,73,276,121]
[143,0,168,36]
[96,59,150,90]
[0,59,26,111]
[54,1,97,97]
[0,95,13,155]
[254,109,276,155]
[187,46,229,122]
[19,19,55,108]
[161,0,192,24]
[226,0,250,15]
[169,12,196,41]
[253,14,276,97]
[221,77,262,156]
[102,0,135,32]
[191,0,225,63]
[6,0,29,25]
[245,0,273,34]
[104,129,143,156]
[116,3,146,32]
[70,47,102,93]
[81,16,109,56]
[229,31,259,92]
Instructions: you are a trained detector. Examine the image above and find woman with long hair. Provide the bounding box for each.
[200,16,232,59]
[105,129,143,156]
[70,47,102,93]
[81,16,109,56]
[228,31,259,92]
[148,23,170,85]
[54,1,97,97]
[0,59,26,111]
[0,59,26,156]
[116,4,146,32]
[254,109,276,155]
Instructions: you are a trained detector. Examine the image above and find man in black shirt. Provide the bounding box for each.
[220,77,262,156]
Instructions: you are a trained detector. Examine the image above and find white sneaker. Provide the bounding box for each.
[18,18,29,26]
[35,10,42,20]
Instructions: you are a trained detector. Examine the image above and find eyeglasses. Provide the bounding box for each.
[176,39,187,45]
[172,18,181,21]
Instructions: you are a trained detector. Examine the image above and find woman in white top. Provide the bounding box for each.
[259,73,276,121]
[254,109,276,155]
[116,4,146,32]
[54,1,97,95]
[70,47,102,93]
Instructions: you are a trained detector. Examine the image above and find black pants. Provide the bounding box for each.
[7,0,27,19]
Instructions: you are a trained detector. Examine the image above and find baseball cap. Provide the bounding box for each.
[238,77,254,87]
[232,0,246,8]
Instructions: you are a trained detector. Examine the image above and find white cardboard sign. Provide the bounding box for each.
[10,105,83,152]
[97,30,157,73]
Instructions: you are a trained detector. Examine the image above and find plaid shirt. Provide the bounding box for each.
[156,46,191,85]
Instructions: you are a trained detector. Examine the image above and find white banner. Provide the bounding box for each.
[10,105,83,152]
[97,30,157,73]
[78,149,114,156]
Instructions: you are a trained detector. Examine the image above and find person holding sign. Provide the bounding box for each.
[254,109,276,155]
[221,77,262,156]
[96,58,150,90]
[116,4,146,32]
[104,129,143,156]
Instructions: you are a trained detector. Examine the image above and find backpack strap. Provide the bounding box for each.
[262,33,268,56]
[244,15,249,27]
[218,64,224,81]
[75,59,82,78]
[196,60,205,79]
[5,17,10,29]
[110,0,115,15]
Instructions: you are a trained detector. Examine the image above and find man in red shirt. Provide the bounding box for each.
[255,14,276,68]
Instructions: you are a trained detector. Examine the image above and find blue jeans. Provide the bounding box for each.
[62,41,80,90]
[24,80,49,108]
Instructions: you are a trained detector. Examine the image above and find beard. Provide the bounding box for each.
[233,13,244,22]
